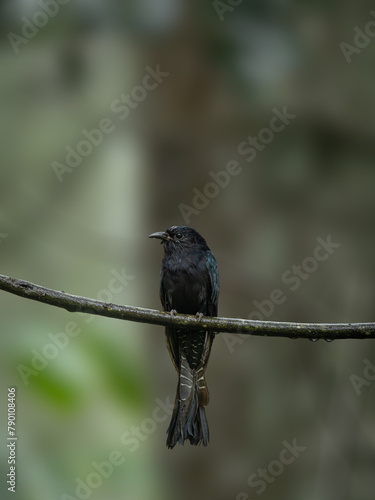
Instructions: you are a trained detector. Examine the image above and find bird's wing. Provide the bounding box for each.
[205,250,219,317]
[165,327,180,372]
[196,250,219,370]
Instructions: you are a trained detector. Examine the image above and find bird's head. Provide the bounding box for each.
[149,226,208,253]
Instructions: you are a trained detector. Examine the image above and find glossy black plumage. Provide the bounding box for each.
[149,226,219,448]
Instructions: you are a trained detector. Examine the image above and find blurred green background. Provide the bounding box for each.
[1,1,375,499]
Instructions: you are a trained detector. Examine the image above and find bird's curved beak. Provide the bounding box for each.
[149,231,170,241]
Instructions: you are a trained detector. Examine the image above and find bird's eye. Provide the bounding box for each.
[175,232,183,239]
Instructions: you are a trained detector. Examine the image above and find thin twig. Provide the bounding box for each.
[0,274,374,340]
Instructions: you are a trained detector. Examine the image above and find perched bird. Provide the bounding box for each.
[149,226,219,448]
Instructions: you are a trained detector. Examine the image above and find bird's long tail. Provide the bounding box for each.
[167,356,209,449]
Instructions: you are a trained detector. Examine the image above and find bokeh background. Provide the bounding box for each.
[1,1,375,499]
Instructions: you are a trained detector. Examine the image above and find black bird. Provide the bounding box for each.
[149,226,219,448]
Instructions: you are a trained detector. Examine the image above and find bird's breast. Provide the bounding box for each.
[161,255,208,315]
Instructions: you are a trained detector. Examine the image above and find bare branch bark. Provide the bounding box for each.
[0,274,374,340]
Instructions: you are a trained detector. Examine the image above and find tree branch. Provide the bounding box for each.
[0,273,374,340]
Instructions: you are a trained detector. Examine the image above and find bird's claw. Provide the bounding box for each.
[195,312,204,321]
[170,309,177,316]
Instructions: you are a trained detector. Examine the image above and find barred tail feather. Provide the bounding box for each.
[166,359,210,448]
